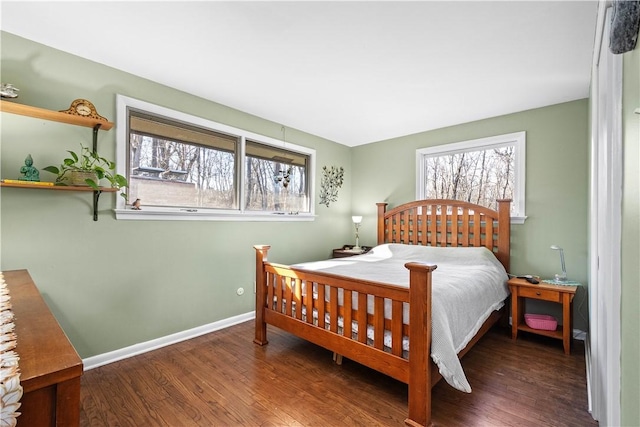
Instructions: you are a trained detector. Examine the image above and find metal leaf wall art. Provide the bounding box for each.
[319,166,344,207]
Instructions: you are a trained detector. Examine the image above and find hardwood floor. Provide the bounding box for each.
[80,321,597,426]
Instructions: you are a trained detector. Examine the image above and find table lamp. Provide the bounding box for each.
[352,216,362,251]
[550,245,567,282]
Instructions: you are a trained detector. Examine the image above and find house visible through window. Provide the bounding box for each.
[416,132,526,223]
[115,95,315,221]
[129,112,239,210]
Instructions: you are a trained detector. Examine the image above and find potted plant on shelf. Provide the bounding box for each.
[43,144,128,200]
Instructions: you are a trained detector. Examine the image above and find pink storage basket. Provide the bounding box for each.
[524,313,557,331]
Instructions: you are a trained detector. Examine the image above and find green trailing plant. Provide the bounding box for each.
[43,144,128,200]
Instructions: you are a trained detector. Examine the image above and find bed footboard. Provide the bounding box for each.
[254,245,437,427]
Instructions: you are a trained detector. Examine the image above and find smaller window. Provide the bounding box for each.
[416,132,526,223]
[244,140,310,213]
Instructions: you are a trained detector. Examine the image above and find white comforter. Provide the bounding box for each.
[292,243,509,393]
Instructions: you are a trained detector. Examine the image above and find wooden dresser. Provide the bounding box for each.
[4,269,83,426]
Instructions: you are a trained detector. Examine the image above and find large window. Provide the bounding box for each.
[115,95,315,221]
[416,132,526,223]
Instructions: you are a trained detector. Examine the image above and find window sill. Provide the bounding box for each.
[114,209,316,221]
[512,216,527,225]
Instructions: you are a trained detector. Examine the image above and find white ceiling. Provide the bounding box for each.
[1,1,598,146]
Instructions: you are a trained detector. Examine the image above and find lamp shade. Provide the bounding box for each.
[352,216,362,224]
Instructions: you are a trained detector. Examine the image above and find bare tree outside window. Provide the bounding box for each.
[424,146,514,211]
[417,132,526,221]
[129,134,236,209]
[244,157,307,212]
[244,140,309,212]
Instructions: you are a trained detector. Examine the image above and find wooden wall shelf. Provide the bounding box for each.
[0,181,117,192]
[0,99,114,130]
[1,99,116,220]
[0,182,118,221]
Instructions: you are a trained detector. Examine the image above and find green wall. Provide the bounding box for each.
[0,31,593,356]
[0,32,354,357]
[0,32,599,366]
[621,41,640,427]
[351,100,591,332]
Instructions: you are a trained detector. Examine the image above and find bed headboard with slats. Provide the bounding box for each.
[377,199,511,272]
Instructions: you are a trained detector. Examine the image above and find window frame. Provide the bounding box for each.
[115,94,316,221]
[415,131,527,224]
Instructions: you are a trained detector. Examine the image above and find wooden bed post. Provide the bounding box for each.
[404,262,437,427]
[377,202,388,244]
[253,245,271,346]
[496,199,511,273]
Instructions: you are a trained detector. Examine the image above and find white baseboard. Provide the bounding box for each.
[573,328,587,341]
[83,311,255,371]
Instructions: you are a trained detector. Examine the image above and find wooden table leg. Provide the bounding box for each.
[562,292,571,355]
[510,288,519,340]
[56,377,81,426]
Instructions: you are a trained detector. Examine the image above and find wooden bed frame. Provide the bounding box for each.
[254,199,511,426]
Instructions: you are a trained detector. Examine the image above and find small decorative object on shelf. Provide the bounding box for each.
[132,198,141,210]
[18,154,40,181]
[59,98,108,122]
[0,83,19,98]
[319,165,344,207]
[42,144,128,200]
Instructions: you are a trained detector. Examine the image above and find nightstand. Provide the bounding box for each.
[508,277,578,355]
[332,245,372,258]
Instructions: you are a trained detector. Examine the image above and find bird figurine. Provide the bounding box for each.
[132,198,141,210]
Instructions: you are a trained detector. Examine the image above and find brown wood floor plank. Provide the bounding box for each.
[82,361,147,426]
[79,374,108,427]
[80,321,597,426]
[173,347,279,425]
